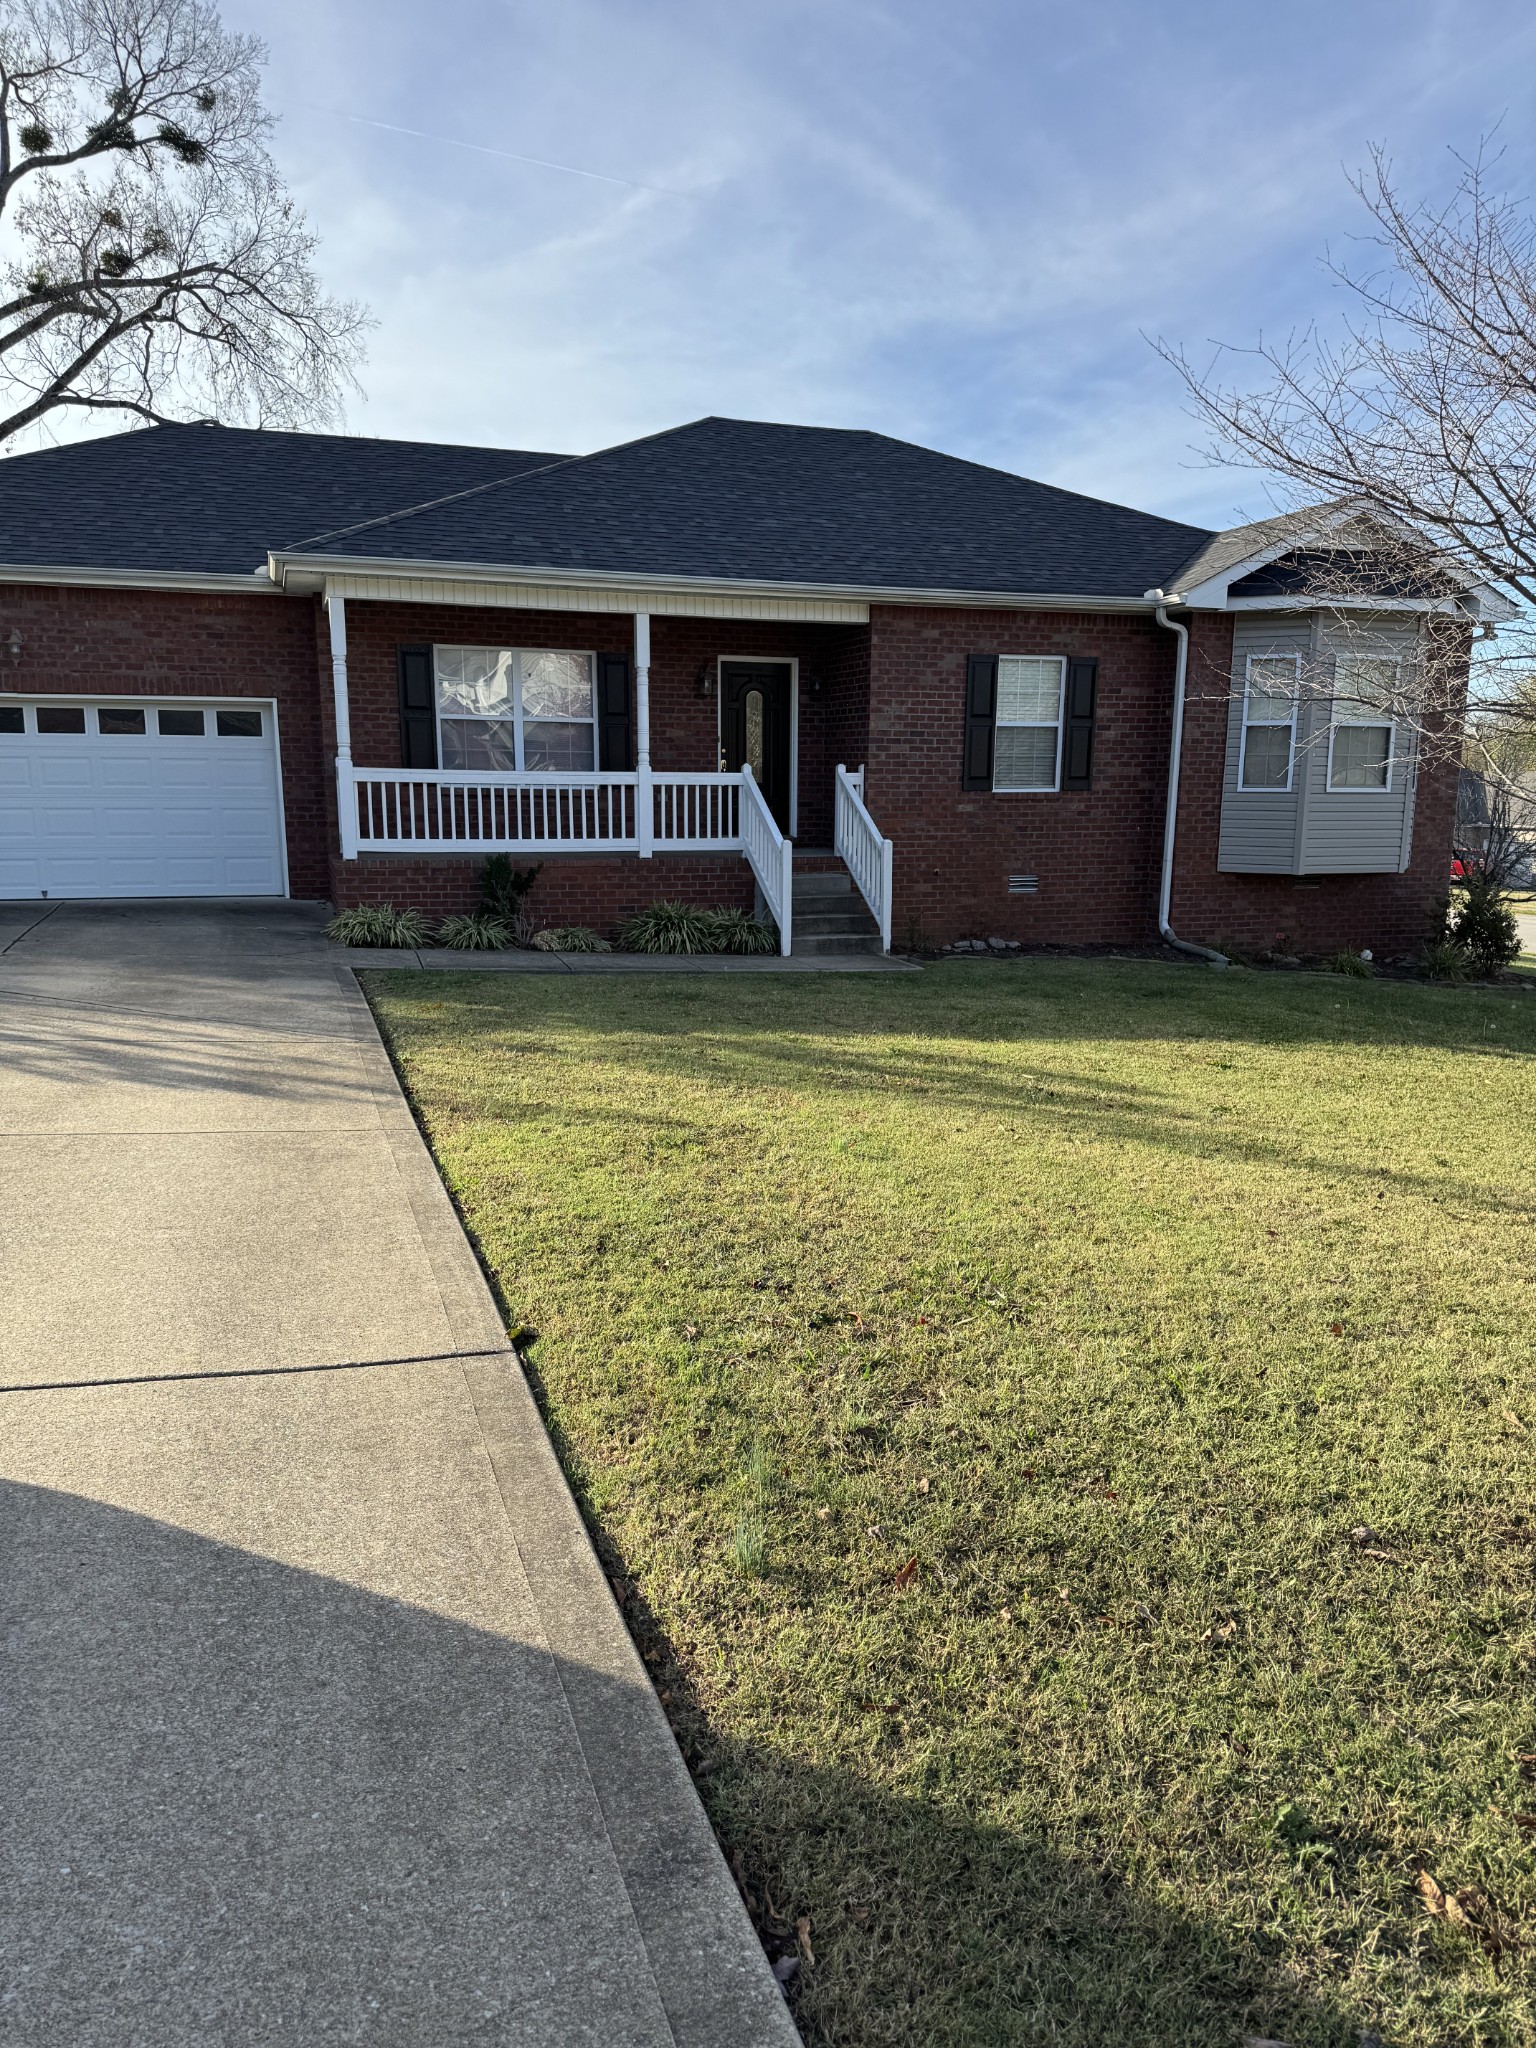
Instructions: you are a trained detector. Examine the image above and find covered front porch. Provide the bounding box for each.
[322,584,894,953]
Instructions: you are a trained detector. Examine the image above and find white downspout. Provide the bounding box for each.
[1148,591,1227,967]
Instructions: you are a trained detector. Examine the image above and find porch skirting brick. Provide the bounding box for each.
[329,851,756,933]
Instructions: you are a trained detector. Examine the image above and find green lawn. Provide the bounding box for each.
[366,960,1536,2048]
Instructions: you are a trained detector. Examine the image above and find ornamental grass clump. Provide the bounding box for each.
[708,905,780,954]
[326,904,433,948]
[1325,947,1373,978]
[618,900,779,954]
[618,901,726,954]
[436,912,509,951]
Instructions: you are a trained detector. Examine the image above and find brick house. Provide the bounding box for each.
[0,417,1495,956]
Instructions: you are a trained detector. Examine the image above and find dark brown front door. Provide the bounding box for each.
[720,661,793,833]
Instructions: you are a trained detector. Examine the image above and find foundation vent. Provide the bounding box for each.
[1008,874,1040,895]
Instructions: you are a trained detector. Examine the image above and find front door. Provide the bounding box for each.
[719,661,793,833]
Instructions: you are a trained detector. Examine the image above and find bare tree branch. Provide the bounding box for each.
[0,0,368,444]
[1156,141,1536,798]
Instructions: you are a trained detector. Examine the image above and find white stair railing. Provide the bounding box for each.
[834,763,893,953]
[739,764,793,957]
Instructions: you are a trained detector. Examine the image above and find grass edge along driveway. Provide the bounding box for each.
[367,958,1536,2048]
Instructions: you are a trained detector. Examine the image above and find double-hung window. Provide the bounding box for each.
[435,646,597,771]
[1328,655,1397,791]
[1239,654,1299,791]
[992,655,1065,792]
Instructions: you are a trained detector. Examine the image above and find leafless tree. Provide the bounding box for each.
[1158,144,1536,793]
[0,0,368,445]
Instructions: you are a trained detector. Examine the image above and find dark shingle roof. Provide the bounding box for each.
[0,423,567,576]
[286,417,1214,599]
[0,414,1214,598]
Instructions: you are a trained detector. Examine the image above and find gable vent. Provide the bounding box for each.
[1008,874,1039,895]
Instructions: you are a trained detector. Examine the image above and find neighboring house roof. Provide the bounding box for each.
[280,416,1215,600]
[0,423,568,578]
[0,414,1214,601]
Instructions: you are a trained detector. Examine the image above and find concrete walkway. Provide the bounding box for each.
[330,943,918,973]
[0,899,798,2048]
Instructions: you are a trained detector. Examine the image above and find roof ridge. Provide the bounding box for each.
[278,418,724,552]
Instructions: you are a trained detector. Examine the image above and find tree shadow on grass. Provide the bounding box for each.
[3,1474,1366,2048]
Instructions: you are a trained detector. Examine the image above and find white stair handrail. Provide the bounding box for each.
[739,764,793,957]
[834,763,893,953]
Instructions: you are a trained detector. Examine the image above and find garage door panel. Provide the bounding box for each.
[100,757,157,789]
[2,702,284,898]
[37,758,94,789]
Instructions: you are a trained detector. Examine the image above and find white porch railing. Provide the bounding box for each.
[834,763,893,953]
[350,769,639,853]
[345,761,793,953]
[738,764,793,957]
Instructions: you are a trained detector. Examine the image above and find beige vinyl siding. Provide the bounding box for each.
[1216,617,1312,873]
[1217,612,1421,876]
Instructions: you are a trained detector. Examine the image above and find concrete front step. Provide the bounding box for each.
[792,929,885,956]
[792,872,856,900]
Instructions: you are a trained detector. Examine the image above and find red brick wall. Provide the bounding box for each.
[2,582,330,897]
[331,851,754,928]
[863,603,1463,956]
[865,604,1170,949]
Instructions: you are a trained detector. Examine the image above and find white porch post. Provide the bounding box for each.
[326,590,358,860]
[634,610,654,857]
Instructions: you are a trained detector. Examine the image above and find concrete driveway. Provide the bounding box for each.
[0,899,797,2048]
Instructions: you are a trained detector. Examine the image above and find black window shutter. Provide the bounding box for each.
[1061,656,1098,790]
[397,645,437,768]
[962,653,998,789]
[596,651,633,770]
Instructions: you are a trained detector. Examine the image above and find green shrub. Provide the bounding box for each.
[532,925,612,953]
[709,905,780,955]
[327,904,432,948]
[479,854,542,922]
[1449,873,1522,975]
[436,912,509,951]
[1325,948,1373,978]
[1422,938,1472,982]
[618,901,727,954]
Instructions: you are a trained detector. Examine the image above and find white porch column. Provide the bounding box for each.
[634,610,653,858]
[326,589,358,860]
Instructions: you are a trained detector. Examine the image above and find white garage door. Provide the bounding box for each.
[0,699,287,899]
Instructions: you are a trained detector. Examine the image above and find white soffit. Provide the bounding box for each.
[320,570,870,623]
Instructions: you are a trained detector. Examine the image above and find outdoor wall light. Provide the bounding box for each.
[6,628,22,665]
[804,670,824,698]
[697,663,716,698]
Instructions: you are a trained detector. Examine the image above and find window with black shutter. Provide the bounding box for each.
[595,652,633,770]
[397,645,437,768]
[962,653,998,789]
[1061,656,1098,789]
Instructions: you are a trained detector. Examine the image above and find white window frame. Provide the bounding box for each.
[1238,652,1300,793]
[1327,655,1398,794]
[433,644,598,773]
[992,654,1066,794]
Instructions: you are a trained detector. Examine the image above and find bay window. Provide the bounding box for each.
[1328,655,1397,791]
[1239,654,1300,791]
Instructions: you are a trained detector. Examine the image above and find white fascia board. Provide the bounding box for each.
[1179,503,1505,617]
[275,549,1161,614]
[0,561,280,595]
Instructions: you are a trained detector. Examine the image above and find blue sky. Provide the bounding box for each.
[246,0,1536,529]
